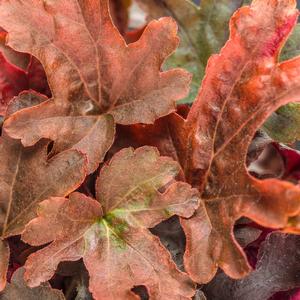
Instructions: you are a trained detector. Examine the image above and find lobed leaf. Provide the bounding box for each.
[0,92,87,291]
[163,0,300,283]
[0,135,87,238]
[22,147,199,299]
[0,0,191,173]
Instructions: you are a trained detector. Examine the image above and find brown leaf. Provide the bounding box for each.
[0,135,87,238]
[161,0,300,283]
[0,92,87,238]
[0,267,65,300]
[0,0,191,173]
[22,147,199,299]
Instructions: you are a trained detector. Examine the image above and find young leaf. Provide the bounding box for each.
[165,0,300,283]
[137,0,250,103]
[203,233,300,300]
[0,0,191,173]
[22,147,199,299]
[0,267,65,300]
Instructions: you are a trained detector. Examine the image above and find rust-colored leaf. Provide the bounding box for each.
[0,0,191,173]
[0,267,65,300]
[22,147,199,299]
[161,0,300,283]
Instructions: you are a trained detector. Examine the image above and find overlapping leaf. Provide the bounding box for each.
[203,232,300,300]
[21,147,199,299]
[160,0,300,283]
[137,0,251,103]
[0,0,191,173]
[0,92,87,291]
[0,267,65,300]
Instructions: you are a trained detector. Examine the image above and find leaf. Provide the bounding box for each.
[0,92,87,238]
[0,0,191,173]
[4,99,116,174]
[203,232,300,300]
[164,0,300,283]
[0,267,65,300]
[136,0,250,103]
[21,147,199,299]
[0,92,87,292]
[0,136,87,237]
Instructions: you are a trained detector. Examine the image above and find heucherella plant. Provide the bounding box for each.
[0,0,300,299]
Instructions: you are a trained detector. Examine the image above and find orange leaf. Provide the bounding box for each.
[165,0,300,283]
